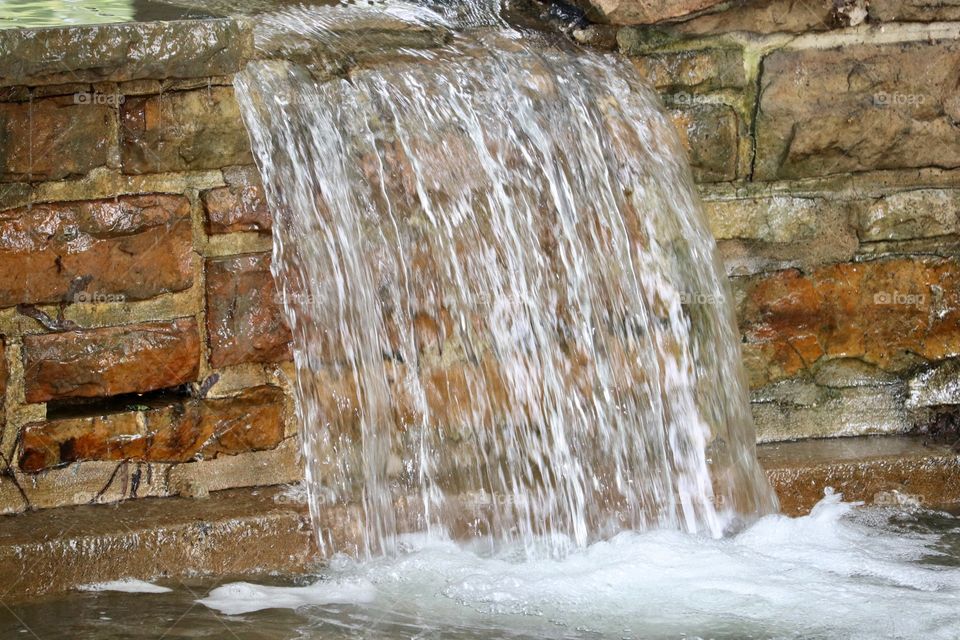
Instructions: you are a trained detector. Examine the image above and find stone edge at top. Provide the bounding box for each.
[0,17,255,88]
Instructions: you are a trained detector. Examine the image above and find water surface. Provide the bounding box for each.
[0,0,215,29]
[3,498,959,639]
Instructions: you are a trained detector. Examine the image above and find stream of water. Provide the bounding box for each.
[234,0,777,559]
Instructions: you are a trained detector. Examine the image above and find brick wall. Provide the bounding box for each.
[582,0,960,441]
[0,20,298,513]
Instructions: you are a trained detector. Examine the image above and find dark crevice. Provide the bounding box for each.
[747,53,767,182]
[46,386,194,421]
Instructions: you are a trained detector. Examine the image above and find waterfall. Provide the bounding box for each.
[234,0,778,558]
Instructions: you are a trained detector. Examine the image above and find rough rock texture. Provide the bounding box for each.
[869,0,960,22]
[202,165,272,234]
[706,195,859,274]
[573,0,725,25]
[0,97,115,182]
[0,195,193,307]
[22,318,200,403]
[19,385,285,472]
[672,0,836,34]
[752,380,909,441]
[755,42,960,180]
[857,189,960,242]
[121,87,253,174]
[907,359,960,408]
[632,0,950,34]
[0,19,253,87]
[669,103,739,182]
[205,253,292,368]
[630,46,746,90]
[737,258,960,386]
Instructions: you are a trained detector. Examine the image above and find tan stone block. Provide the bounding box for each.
[755,42,960,180]
[121,87,252,174]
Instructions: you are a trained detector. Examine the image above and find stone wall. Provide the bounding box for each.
[1,4,958,513]
[574,0,960,441]
[0,19,299,514]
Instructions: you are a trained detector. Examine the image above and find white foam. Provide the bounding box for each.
[198,492,960,638]
[79,579,172,594]
[198,579,377,616]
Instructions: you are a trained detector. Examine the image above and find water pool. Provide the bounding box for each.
[3,497,959,639]
[0,0,214,29]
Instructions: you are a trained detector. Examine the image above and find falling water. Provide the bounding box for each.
[235,0,777,558]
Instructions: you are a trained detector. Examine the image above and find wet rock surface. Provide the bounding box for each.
[202,166,272,234]
[737,258,960,385]
[869,0,960,23]
[0,195,193,307]
[0,97,116,182]
[907,359,960,408]
[205,253,292,368]
[0,486,316,601]
[19,385,285,472]
[0,19,253,87]
[669,103,739,182]
[572,0,726,25]
[0,436,957,600]
[761,436,960,516]
[0,338,5,436]
[0,0,957,513]
[121,87,253,174]
[22,318,201,403]
[629,46,746,90]
[667,0,837,34]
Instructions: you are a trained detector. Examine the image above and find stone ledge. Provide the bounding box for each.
[1,436,957,600]
[761,436,960,515]
[0,18,254,88]
[0,486,316,601]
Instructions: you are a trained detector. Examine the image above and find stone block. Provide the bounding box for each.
[669,103,739,182]
[202,166,271,234]
[755,42,960,180]
[22,318,200,403]
[205,254,292,368]
[0,96,115,182]
[121,87,252,174]
[19,385,285,472]
[0,194,193,308]
[737,258,960,384]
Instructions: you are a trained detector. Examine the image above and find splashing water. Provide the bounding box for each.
[234,0,777,558]
[194,493,960,640]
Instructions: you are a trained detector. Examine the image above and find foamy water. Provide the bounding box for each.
[80,579,173,594]
[199,493,960,639]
